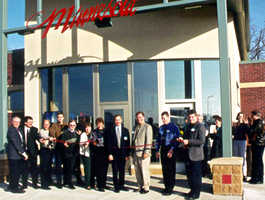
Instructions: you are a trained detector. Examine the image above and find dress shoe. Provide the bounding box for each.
[104,185,111,190]
[249,179,260,184]
[164,189,173,196]
[185,191,193,197]
[32,184,40,189]
[187,195,200,200]
[41,186,51,190]
[76,180,85,186]
[48,181,55,186]
[140,189,149,194]
[114,188,120,193]
[120,186,129,191]
[98,188,105,192]
[90,185,96,190]
[66,184,75,189]
[163,191,172,196]
[56,183,63,189]
[251,181,263,184]
[10,188,25,193]
[21,185,28,189]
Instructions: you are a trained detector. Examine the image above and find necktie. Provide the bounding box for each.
[116,126,121,148]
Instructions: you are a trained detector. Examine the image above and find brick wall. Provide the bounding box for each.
[7,53,13,85]
[240,87,265,117]
[7,49,25,125]
[240,62,265,117]
[240,63,265,82]
[8,49,24,85]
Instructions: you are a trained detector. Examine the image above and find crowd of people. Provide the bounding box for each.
[5,109,265,200]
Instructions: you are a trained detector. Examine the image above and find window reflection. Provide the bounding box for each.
[133,61,158,125]
[68,66,93,120]
[99,63,128,102]
[40,68,63,114]
[201,60,221,117]
[8,91,24,111]
[165,60,195,99]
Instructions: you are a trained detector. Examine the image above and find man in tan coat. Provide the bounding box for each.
[132,112,153,194]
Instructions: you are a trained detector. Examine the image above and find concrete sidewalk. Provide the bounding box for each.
[0,174,264,200]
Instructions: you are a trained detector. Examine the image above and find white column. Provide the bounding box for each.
[194,60,202,115]
[157,60,167,126]
[93,64,100,126]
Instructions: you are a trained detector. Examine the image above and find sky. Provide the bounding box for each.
[249,0,265,28]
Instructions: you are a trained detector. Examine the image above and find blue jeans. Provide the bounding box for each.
[233,140,247,176]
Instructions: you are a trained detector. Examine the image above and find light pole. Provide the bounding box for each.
[207,95,214,120]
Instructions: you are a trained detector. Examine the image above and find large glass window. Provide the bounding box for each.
[99,63,128,102]
[8,91,24,111]
[201,60,221,117]
[40,68,63,115]
[68,66,93,120]
[165,60,195,99]
[133,61,158,126]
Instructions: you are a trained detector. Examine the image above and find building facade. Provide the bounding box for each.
[24,0,249,134]
[7,49,24,125]
[240,61,265,117]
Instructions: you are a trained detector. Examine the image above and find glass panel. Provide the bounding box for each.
[40,68,63,115]
[99,63,128,102]
[133,61,159,163]
[8,91,24,111]
[68,66,93,120]
[170,107,191,130]
[201,60,221,120]
[104,109,124,130]
[165,60,195,99]
[53,68,63,111]
[133,61,159,127]
[40,69,49,115]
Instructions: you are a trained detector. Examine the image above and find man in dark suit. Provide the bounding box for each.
[108,114,130,193]
[21,116,41,189]
[7,116,28,193]
[178,110,205,200]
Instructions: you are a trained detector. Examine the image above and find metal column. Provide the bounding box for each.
[217,0,232,157]
[37,0,42,24]
[0,0,8,151]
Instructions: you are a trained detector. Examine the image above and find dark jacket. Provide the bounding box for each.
[250,119,265,146]
[61,129,79,159]
[210,127,223,159]
[107,125,130,158]
[22,126,40,158]
[7,126,26,160]
[183,122,206,161]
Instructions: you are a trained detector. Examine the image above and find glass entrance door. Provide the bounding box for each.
[166,103,194,131]
[100,105,130,131]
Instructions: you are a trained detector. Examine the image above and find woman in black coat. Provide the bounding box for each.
[90,117,109,192]
[210,116,223,159]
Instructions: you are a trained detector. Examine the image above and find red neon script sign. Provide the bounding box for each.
[26,0,137,39]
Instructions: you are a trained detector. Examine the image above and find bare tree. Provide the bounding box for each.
[249,25,265,60]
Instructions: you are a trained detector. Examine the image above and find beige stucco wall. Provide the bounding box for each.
[24,0,241,127]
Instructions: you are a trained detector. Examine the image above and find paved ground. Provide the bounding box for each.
[0,174,264,200]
